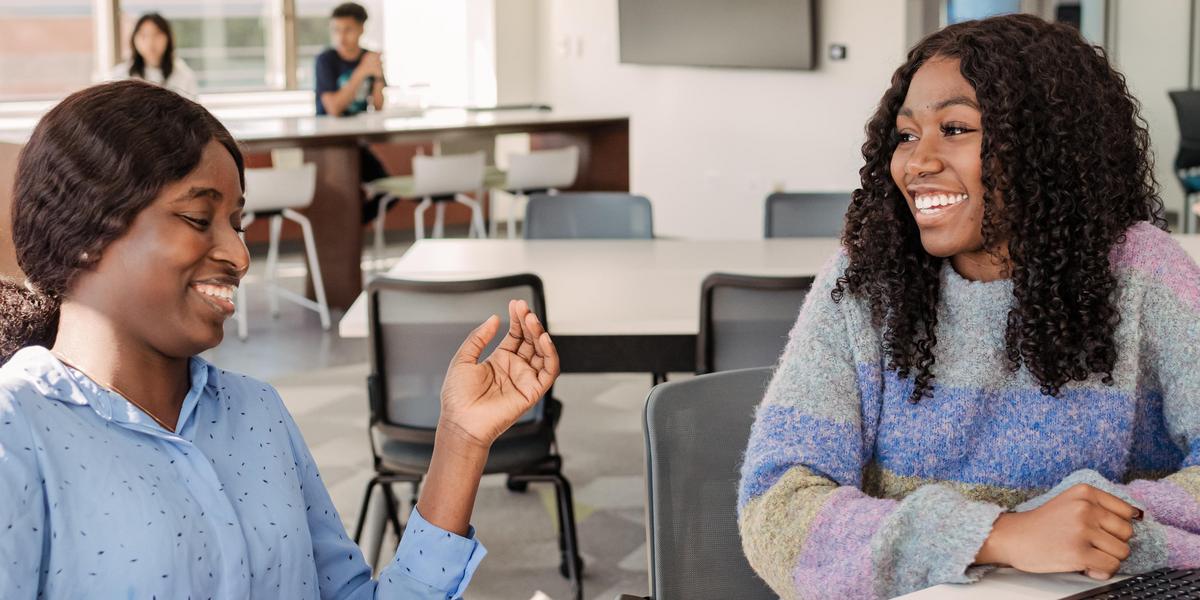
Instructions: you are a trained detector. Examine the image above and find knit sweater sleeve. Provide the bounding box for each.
[737,251,1004,600]
[1012,228,1200,573]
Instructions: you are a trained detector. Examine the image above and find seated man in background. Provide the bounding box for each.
[316,1,384,117]
[315,1,389,221]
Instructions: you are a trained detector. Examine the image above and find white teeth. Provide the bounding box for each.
[915,193,967,212]
[194,283,236,303]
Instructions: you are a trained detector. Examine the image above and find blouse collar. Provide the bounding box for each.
[5,345,216,438]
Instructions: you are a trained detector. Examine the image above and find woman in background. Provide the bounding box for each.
[109,13,198,100]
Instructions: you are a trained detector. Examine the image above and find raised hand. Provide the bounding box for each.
[438,299,560,450]
[359,51,383,78]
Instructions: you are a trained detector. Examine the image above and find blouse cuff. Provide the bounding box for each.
[391,506,488,597]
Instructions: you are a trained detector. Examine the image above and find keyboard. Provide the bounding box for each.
[1060,568,1200,599]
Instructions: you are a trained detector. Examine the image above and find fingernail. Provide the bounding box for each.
[1134,508,1144,521]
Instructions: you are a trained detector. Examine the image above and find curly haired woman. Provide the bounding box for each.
[738,13,1200,599]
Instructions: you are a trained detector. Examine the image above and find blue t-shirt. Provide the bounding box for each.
[314,48,379,116]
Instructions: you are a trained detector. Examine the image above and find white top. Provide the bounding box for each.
[0,108,627,146]
[221,109,628,147]
[337,235,1200,339]
[338,238,842,338]
[108,58,199,100]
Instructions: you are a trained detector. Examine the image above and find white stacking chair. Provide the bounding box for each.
[366,151,488,268]
[235,162,331,340]
[490,146,579,239]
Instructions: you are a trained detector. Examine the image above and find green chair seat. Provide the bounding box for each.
[368,166,507,198]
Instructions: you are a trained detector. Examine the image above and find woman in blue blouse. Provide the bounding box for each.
[0,80,560,599]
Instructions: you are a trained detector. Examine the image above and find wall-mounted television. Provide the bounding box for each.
[618,0,816,70]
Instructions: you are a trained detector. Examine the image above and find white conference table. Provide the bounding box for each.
[339,235,1200,374]
[900,569,1128,599]
[339,237,841,374]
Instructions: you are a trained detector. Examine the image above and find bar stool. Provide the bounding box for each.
[365,151,489,267]
[235,163,331,340]
[490,146,579,239]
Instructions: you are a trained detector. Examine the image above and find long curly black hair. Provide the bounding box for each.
[833,14,1165,402]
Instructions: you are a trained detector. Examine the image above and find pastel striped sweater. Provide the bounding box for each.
[737,222,1200,599]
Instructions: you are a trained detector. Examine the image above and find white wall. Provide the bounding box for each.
[495,0,540,105]
[524,0,1196,238]
[533,0,907,239]
[1107,0,1191,227]
[384,0,497,107]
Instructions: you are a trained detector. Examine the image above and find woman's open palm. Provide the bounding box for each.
[439,299,561,448]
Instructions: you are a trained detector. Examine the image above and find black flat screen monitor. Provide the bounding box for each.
[618,0,816,70]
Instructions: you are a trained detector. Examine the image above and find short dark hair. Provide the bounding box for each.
[0,80,244,363]
[331,2,368,24]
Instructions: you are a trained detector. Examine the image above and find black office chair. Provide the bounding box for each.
[354,274,583,600]
[696,273,814,374]
[1169,90,1200,232]
[524,192,654,239]
[764,191,851,238]
[618,368,778,600]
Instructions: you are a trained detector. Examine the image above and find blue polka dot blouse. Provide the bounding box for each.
[0,346,486,599]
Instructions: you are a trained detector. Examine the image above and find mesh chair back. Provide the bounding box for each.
[697,273,813,374]
[367,275,546,431]
[524,192,654,239]
[411,151,486,197]
[1170,91,1200,173]
[643,367,776,600]
[505,147,579,191]
[764,192,851,238]
[243,164,317,212]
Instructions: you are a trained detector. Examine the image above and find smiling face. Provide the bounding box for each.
[890,57,990,261]
[69,140,248,358]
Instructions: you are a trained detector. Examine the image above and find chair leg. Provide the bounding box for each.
[235,276,248,340]
[433,202,446,239]
[381,483,405,542]
[285,208,331,330]
[235,218,252,341]
[266,215,283,318]
[414,197,432,240]
[373,194,397,271]
[455,192,487,239]
[353,476,381,543]
[488,188,502,238]
[366,495,388,574]
[508,192,522,239]
[552,473,583,600]
[509,470,583,600]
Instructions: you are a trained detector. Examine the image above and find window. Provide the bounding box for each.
[0,1,95,101]
[120,0,270,92]
[0,0,498,109]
